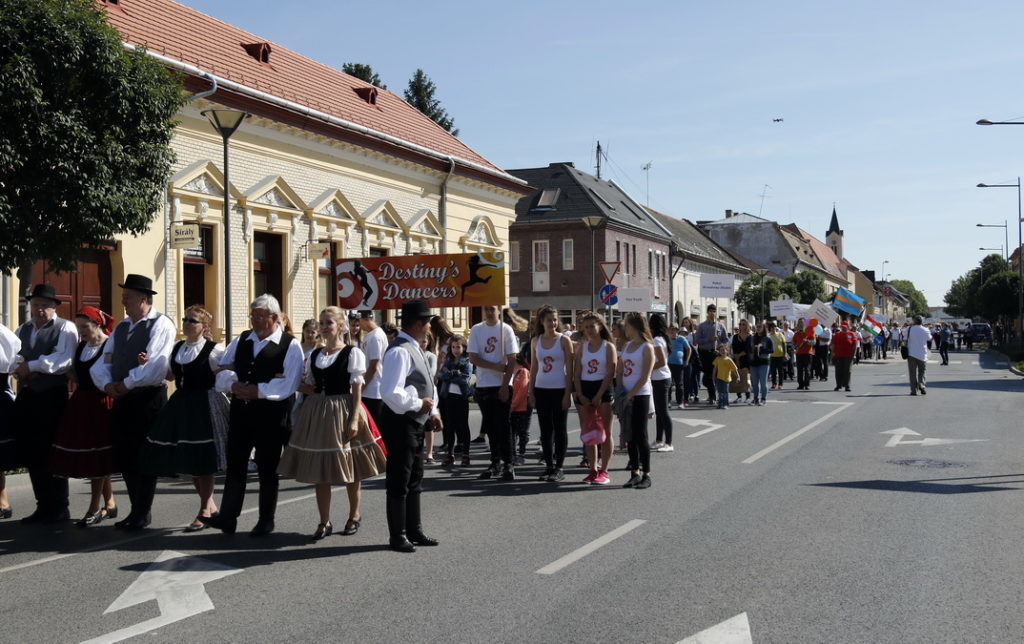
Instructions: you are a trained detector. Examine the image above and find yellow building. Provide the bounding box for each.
[3,0,529,336]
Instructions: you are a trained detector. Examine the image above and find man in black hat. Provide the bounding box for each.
[357,310,388,426]
[378,300,442,552]
[91,274,176,530]
[14,284,78,523]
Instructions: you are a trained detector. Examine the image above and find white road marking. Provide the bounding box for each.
[676,418,726,438]
[535,519,646,575]
[80,550,241,644]
[742,403,854,464]
[880,428,987,447]
[677,612,753,644]
[762,399,790,404]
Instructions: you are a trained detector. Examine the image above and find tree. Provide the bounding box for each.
[342,62,387,89]
[735,275,784,319]
[978,271,1022,322]
[781,271,827,304]
[403,69,458,136]
[0,0,184,277]
[944,254,1012,320]
[890,279,929,316]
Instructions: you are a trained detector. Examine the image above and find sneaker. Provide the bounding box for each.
[734,396,743,404]
[440,454,455,466]
[460,456,471,467]
[582,470,598,483]
[634,474,652,490]
[622,474,642,488]
[470,435,487,444]
[651,441,666,451]
[547,468,565,482]
[656,444,674,453]
[424,456,437,465]
[514,454,526,466]
[478,464,499,480]
[845,387,851,392]
[593,470,611,485]
[501,465,516,481]
[538,468,553,481]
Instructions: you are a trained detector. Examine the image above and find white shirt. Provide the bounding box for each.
[468,320,519,388]
[379,331,439,418]
[360,326,388,399]
[15,316,78,375]
[216,326,303,400]
[91,309,177,390]
[303,346,366,386]
[534,335,569,389]
[172,339,226,372]
[906,325,931,361]
[651,336,672,381]
[0,325,22,375]
[784,329,795,342]
[620,340,653,396]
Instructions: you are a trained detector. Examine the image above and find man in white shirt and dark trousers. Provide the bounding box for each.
[379,300,442,553]
[468,304,519,480]
[203,294,302,537]
[91,275,176,530]
[813,322,832,381]
[14,284,78,524]
[905,315,931,396]
[357,311,388,426]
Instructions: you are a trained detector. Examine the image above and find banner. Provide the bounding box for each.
[861,315,884,338]
[769,299,795,317]
[806,299,839,326]
[700,273,735,299]
[617,287,652,312]
[334,252,505,310]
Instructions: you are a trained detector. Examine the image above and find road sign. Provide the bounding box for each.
[618,287,651,312]
[598,261,621,284]
[599,284,618,306]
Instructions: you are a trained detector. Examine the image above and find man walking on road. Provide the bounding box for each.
[905,315,930,396]
[830,321,858,392]
[693,304,727,404]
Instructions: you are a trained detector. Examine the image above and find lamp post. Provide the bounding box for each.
[977,179,1023,340]
[975,220,1010,261]
[880,259,889,318]
[581,216,604,313]
[202,109,249,341]
[753,269,770,320]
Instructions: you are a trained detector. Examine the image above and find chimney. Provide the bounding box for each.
[725,209,734,218]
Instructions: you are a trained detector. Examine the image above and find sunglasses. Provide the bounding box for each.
[182,318,202,324]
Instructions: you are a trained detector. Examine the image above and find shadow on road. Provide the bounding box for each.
[807,477,1024,495]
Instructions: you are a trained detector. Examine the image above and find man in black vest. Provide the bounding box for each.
[203,294,302,537]
[379,300,442,553]
[92,274,176,530]
[14,284,78,524]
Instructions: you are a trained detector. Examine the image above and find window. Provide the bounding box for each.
[316,241,338,309]
[532,188,561,211]
[632,245,637,275]
[624,243,630,274]
[533,240,550,292]
[616,241,621,262]
[253,232,283,305]
[563,239,574,271]
[648,249,653,278]
[510,241,520,273]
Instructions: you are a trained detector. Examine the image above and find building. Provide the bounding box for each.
[507,163,672,325]
[3,0,530,334]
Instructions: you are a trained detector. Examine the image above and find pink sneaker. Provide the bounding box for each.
[582,470,598,483]
[593,470,611,485]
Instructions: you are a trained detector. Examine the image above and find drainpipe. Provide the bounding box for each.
[1,273,7,327]
[438,156,456,320]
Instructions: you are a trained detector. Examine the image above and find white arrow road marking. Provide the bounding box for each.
[677,612,753,644]
[762,399,790,404]
[677,418,726,438]
[536,519,645,575]
[80,550,241,644]
[880,428,987,448]
[743,402,854,464]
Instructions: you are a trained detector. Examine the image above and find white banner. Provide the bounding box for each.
[700,273,735,299]
[806,299,839,326]
[617,287,651,312]
[769,299,794,317]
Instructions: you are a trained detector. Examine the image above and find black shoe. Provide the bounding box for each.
[313,522,333,541]
[478,464,499,480]
[920,389,926,395]
[21,509,68,525]
[200,514,237,535]
[0,507,11,520]
[390,536,416,553]
[547,468,565,482]
[845,387,851,392]
[340,518,360,536]
[408,532,439,547]
[501,465,516,481]
[460,456,471,467]
[470,435,486,444]
[440,454,455,467]
[622,474,642,488]
[634,474,652,490]
[122,513,151,531]
[538,468,553,481]
[249,518,274,537]
[834,386,841,391]
[114,514,134,530]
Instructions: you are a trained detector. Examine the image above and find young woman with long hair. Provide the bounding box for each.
[618,313,654,489]
[647,313,673,453]
[574,312,616,484]
[529,305,574,482]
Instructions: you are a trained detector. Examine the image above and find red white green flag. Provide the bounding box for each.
[861,315,883,337]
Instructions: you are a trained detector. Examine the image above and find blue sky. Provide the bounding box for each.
[182,0,1024,306]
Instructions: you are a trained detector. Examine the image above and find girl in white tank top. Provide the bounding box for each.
[573,313,616,484]
[617,312,654,490]
[529,306,574,481]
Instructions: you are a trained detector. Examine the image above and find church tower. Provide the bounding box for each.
[826,206,843,259]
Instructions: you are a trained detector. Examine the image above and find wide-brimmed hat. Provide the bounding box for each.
[399,300,432,322]
[26,284,62,305]
[118,274,157,295]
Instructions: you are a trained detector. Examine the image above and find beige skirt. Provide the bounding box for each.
[277,392,387,484]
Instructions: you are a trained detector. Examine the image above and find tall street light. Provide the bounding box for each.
[754,269,770,320]
[975,220,1009,261]
[977,178,1023,339]
[202,109,249,341]
[880,259,889,317]
[581,216,604,313]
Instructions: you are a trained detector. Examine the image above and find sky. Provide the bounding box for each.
[181,0,1024,306]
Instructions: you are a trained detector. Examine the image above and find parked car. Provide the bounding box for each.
[966,322,992,342]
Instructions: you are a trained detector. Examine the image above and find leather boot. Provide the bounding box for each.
[387,496,414,553]
[405,493,438,546]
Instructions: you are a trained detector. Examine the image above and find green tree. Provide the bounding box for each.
[978,271,1022,322]
[781,271,827,304]
[0,0,183,277]
[403,68,458,136]
[890,279,929,316]
[735,275,784,319]
[342,62,387,89]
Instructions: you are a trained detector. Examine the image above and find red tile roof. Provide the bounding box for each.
[103,0,511,179]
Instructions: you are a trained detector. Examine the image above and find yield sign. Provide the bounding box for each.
[598,261,621,284]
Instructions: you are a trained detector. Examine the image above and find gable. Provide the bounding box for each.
[243,176,306,212]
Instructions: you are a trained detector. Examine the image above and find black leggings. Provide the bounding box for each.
[440,393,469,455]
[477,386,512,465]
[651,378,672,444]
[769,356,787,386]
[535,387,568,468]
[668,363,685,404]
[796,353,812,389]
[626,394,651,473]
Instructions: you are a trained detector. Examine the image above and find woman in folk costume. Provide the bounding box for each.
[141,305,229,532]
[278,306,386,540]
[49,306,119,526]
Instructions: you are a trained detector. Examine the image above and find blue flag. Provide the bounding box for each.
[831,287,866,316]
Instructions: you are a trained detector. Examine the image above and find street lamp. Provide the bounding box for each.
[753,269,770,320]
[202,108,249,341]
[581,216,604,313]
[977,179,1023,340]
[974,220,1009,261]
[880,259,889,317]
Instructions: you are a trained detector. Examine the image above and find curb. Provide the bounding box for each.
[984,348,1024,378]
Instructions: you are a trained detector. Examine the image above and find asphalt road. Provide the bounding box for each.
[1,348,1022,644]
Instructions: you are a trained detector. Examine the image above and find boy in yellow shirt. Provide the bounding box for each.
[712,344,739,409]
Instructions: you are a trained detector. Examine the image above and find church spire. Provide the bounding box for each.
[827,205,843,236]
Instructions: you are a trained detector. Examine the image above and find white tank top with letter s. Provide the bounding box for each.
[580,339,610,382]
[534,336,567,389]
[620,341,652,396]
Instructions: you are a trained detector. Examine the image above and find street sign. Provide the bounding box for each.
[169,224,200,250]
[598,261,621,284]
[618,287,651,312]
[599,284,618,306]
[308,242,331,260]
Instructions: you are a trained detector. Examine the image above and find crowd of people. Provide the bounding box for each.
[0,277,958,551]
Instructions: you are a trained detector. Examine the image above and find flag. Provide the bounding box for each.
[831,287,866,316]
[861,314,883,338]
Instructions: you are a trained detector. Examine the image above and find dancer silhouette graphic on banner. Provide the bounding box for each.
[349,260,375,307]
[460,254,499,302]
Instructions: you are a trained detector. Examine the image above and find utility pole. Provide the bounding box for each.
[642,161,652,205]
[595,141,603,179]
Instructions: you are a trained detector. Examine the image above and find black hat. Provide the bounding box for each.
[26,284,61,305]
[347,312,360,321]
[399,300,432,322]
[118,274,158,295]
[706,303,717,311]
[358,310,374,319]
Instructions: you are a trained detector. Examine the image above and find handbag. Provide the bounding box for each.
[580,404,607,446]
[729,368,751,394]
[900,344,909,360]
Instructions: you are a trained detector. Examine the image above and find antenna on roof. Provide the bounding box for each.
[758,184,772,217]
[595,141,608,179]
[641,161,652,206]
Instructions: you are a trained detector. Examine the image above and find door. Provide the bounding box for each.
[30,247,112,322]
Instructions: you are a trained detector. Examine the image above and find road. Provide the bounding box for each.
[1,348,1022,643]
